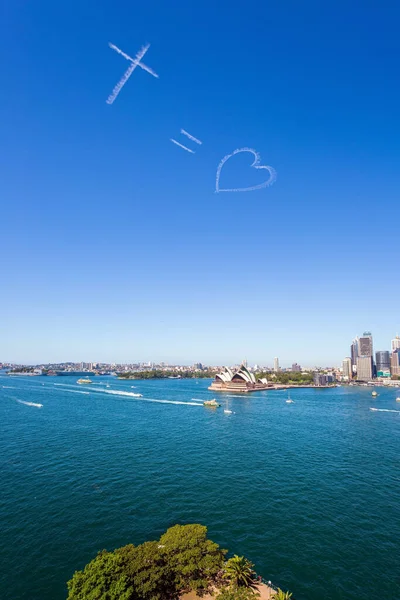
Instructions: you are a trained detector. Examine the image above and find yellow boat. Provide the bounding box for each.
[77,378,92,384]
[203,399,221,408]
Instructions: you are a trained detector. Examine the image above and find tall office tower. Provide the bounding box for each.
[273,357,280,372]
[391,336,400,352]
[375,351,390,374]
[356,356,374,381]
[391,349,400,376]
[342,357,352,380]
[350,338,359,366]
[359,332,373,357]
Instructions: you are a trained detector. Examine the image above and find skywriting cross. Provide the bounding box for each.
[106,43,159,105]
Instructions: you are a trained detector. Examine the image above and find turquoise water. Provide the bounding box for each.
[1,375,399,600]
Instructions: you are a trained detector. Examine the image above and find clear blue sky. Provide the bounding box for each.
[1,0,399,366]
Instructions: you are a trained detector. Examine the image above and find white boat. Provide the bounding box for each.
[396,397,400,402]
[372,391,378,397]
[286,392,294,404]
[77,378,92,385]
[224,399,233,414]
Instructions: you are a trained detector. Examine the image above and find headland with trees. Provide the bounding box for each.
[67,524,292,600]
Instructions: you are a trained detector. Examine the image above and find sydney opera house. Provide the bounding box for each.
[208,365,271,393]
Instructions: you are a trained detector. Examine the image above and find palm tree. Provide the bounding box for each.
[272,588,293,600]
[224,555,255,588]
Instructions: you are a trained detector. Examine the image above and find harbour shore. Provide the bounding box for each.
[181,582,276,599]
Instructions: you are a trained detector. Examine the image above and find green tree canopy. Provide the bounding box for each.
[125,541,176,600]
[67,524,227,600]
[159,524,226,593]
[67,545,136,600]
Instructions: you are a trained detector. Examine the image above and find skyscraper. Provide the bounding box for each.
[359,332,373,357]
[391,349,400,377]
[375,351,390,375]
[342,357,352,380]
[350,338,359,367]
[273,357,280,372]
[391,336,400,352]
[357,356,374,381]
[356,332,373,380]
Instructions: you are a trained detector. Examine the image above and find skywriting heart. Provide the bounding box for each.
[215,147,277,193]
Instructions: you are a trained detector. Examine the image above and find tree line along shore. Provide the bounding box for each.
[67,524,293,600]
[117,370,314,385]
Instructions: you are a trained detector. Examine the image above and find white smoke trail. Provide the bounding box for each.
[109,43,135,63]
[170,139,195,153]
[106,61,138,105]
[108,43,159,78]
[181,129,202,145]
[215,147,277,193]
[106,43,159,105]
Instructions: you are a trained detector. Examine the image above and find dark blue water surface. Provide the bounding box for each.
[1,375,399,600]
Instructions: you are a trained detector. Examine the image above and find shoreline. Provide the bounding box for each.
[181,582,277,600]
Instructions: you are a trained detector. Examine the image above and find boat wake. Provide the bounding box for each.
[91,388,144,398]
[16,399,43,408]
[2,386,15,389]
[370,408,400,413]
[90,387,202,406]
[141,398,203,406]
[53,383,79,388]
[64,389,90,395]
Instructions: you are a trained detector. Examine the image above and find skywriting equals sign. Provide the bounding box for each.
[170,129,203,154]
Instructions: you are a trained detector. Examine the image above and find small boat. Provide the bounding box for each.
[396,397,400,402]
[77,378,92,384]
[372,391,378,397]
[286,392,294,404]
[224,400,233,414]
[203,399,221,408]
[370,407,378,411]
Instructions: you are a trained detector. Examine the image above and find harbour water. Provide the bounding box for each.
[1,375,399,600]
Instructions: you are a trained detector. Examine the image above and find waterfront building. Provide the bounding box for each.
[391,336,400,352]
[375,351,390,375]
[291,363,301,372]
[356,356,374,381]
[273,357,280,372]
[342,357,352,380]
[391,349,400,376]
[314,373,327,386]
[209,364,271,393]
